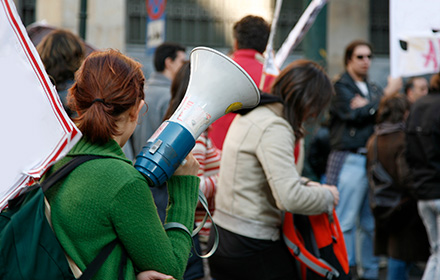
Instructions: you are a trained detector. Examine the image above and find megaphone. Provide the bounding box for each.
[134,46,260,186]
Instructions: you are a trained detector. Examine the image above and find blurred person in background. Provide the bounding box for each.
[406,72,440,280]
[209,15,270,150]
[37,29,85,118]
[366,93,429,280]
[325,40,400,280]
[404,76,429,104]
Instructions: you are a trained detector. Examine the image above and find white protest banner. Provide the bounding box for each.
[274,0,328,69]
[390,0,440,77]
[398,35,440,77]
[0,0,81,209]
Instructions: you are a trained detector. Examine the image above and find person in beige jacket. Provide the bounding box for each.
[208,60,339,280]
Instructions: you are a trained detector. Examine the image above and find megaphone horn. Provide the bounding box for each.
[135,46,260,186]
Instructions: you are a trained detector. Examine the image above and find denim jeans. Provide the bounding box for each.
[387,257,412,280]
[418,199,440,280]
[336,153,379,279]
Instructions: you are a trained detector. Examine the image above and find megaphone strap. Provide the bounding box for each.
[163,189,219,259]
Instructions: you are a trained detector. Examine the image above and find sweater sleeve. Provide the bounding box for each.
[192,133,221,205]
[110,175,199,280]
[256,119,333,215]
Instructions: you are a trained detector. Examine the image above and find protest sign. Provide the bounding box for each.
[390,0,440,77]
[0,0,81,209]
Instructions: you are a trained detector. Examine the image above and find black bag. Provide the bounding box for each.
[368,136,403,222]
[0,155,125,280]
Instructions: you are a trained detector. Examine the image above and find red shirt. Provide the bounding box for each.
[209,49,265,150]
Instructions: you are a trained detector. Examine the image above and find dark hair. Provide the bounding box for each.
[271,60,334,140]
[343,40,372,67]
[430,72,440,92]
[163,62,191,121]
[153,42,185,72]
[376,93,410,124]
[404,77,416,95]
[68,49,145,144]
[37,29,85,89]
[233,15,270,54]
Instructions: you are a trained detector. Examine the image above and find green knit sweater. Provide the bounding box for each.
[45,138,200,280]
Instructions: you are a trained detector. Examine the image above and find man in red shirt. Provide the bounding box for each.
[209,15,270,149]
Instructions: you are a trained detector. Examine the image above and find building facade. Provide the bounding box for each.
[14,0,390,86]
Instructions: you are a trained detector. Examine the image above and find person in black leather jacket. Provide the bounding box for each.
[325,40,400,280]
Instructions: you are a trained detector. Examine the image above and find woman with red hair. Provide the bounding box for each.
[45,49,200,280]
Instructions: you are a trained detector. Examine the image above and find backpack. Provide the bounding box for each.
[367,135,410,230]
[0,155,124,280]
[367,136,404,223]
[283,210,350,280]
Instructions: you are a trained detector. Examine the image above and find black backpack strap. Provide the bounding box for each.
[118,247,128,280]
[78,240,119,280]
[41,155,103,193]
[40,155,124,279]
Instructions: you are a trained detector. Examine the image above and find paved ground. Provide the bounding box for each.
[366,262,425,280]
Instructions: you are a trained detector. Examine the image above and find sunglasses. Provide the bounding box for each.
[355,54,372,60]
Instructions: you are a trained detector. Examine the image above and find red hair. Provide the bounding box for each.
[68,49,145,143]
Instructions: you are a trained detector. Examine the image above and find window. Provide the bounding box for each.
[369,0,389,54]
[127,0,147,44]
[18,0,36,26]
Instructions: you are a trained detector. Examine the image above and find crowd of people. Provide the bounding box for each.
[32,13,440,280]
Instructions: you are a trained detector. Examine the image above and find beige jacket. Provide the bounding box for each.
[214,103,333,241]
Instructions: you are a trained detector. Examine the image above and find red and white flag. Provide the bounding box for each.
[274,0,328,68]
[261,0,329,92]
[260,0,283,92]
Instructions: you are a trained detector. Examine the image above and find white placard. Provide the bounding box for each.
[146,19,166,50]
[0,0,81,209]
[390,0,440,77]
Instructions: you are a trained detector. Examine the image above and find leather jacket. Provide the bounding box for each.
[329,72,383,150]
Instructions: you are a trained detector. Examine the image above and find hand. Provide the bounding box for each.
[321,184,339,206]
[136,270,175,280]
[174,153,199,177]
[383,76,402,96]
[305,181,321,187]
[350,94,369,109]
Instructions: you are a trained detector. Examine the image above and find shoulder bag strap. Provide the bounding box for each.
[373,135,379,163]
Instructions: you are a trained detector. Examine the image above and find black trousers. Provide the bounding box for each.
[208,227,299,280]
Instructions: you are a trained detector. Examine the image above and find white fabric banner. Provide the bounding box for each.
[390,0,440,77]
[399,35,440,77]
[0,0,81,209]
[274,0,328,69]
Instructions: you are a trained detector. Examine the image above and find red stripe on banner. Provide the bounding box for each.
[3,0,71,133]
[28,135,69,177]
